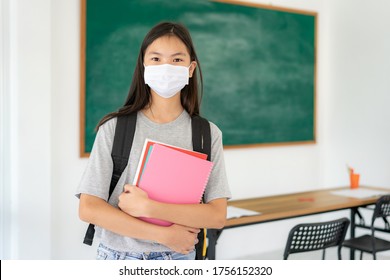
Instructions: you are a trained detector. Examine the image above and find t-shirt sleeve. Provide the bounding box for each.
[203,122,232,203]
[75,118,117,200]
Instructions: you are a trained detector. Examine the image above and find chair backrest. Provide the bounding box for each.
[372,195,390,220]
[283,217,350,259]
[371,195,390,229]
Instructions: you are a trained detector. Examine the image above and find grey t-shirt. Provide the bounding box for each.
[76,110,231,252]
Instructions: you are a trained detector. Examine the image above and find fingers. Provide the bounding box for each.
[181,249,194,255]
[181,237,198,255]
[123,184,135,193]
[172,224,200,234]
[187,227,201,234]
[161,224,202,255]
[181,243,197,255]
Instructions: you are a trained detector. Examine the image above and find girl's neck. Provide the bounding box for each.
[142,93,184,124]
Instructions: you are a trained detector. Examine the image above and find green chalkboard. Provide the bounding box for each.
[80,0,316,156]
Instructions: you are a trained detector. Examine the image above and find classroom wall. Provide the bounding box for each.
[2,0,52,259]
[322,0,390,187]
[2,0,390,259]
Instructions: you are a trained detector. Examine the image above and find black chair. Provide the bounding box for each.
[342,195,390,260]
[283,218,350,260]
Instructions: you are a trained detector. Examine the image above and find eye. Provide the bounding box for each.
[151,57,160,62]
[173,58,184,63]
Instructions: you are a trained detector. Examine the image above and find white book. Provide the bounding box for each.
[227,206,261,219]
[331,189,390,199]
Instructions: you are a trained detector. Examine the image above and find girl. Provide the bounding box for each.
[77,22,231,260]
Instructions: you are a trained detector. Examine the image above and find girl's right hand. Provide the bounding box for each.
[160,224,200,254]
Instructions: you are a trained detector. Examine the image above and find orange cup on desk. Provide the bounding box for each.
[350,173,360,189]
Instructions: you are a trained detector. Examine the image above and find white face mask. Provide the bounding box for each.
[144,64,190,98]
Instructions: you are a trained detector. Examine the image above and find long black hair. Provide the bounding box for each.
[97,21,203,129]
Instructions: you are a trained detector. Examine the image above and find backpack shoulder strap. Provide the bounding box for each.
[109,113,137,196]
[191,115,212,260]
[191,115,211,160]
[83,113,137,245]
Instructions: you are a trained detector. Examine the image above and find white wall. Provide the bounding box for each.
[322,0,390,188]
[0,0,8,259]
[2,0,390,259]
[51,0,93,259]
[2,0,52,259]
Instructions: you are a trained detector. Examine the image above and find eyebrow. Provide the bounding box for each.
[146,51,187,57]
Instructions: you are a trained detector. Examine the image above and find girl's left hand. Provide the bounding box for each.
[118,184,150,217]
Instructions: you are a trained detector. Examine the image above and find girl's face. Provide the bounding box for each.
[144,35,197,77]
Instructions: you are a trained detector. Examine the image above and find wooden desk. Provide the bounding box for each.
[207,186,390,260]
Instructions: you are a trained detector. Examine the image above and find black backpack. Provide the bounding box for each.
[83,112,212,260]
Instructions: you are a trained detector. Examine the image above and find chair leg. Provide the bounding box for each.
[322,249,326,260]
[338,247,342,260]
[360,251,363,260]
[373,252,376,260]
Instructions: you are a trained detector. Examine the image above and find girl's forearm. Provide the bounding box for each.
[146,198,227,229]
[79,194,169,242]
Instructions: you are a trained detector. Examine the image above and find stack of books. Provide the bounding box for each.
[133,139,214,226]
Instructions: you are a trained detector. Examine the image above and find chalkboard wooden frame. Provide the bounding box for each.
[80,0,317,157]
[80,0,86,157]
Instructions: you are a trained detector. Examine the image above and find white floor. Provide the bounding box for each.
[236,247,390,260]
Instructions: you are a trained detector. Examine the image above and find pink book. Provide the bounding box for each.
[132,138,208,186]
[138,143,214,226]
